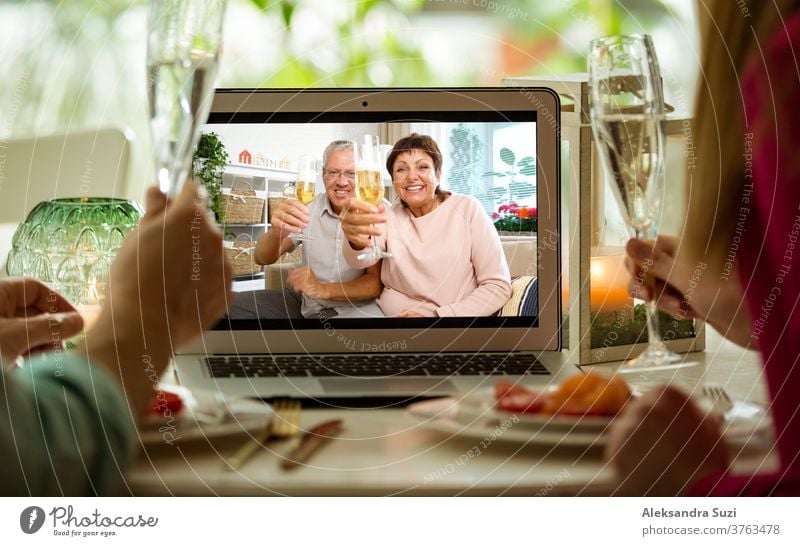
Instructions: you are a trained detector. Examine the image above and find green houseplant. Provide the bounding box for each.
[193,132,229,222]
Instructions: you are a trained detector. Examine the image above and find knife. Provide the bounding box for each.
[281,419,343,471]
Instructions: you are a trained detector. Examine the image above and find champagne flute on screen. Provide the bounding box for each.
[289,155,318,241]
[355,135,392,261]
[147,0,226,196]
[589,34,681,370]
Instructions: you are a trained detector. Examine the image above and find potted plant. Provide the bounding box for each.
[492,203,538,234]
[193,132,229,222]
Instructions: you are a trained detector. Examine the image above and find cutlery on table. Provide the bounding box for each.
[225,399,301,471]
[701,385,734,417]
[281,419,344,472]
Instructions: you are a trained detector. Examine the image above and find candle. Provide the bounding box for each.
[589,252,633,315]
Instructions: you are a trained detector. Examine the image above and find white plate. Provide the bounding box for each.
[408,396,773,449]
[137,393,273,446]
[407,398,608,448]
[457,391,614,433]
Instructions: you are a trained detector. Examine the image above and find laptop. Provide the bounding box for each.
[174,87,569,400]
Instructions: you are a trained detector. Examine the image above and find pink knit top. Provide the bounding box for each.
[344,194,512,317]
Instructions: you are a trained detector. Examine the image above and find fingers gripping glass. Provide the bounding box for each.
[354,135,392,261]
[588,34,682,371]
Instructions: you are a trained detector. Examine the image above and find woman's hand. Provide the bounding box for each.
[398,310,425,318]
[605,385,730,495]
[625,236,752,347]
[271,199,310,239]
[0,278,84,365]
[339,198,386,250]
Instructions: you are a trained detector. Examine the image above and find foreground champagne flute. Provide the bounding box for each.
[355,136,392,261]
[289,155,318,241]
[147,0,226,196]
[589,34,682,371]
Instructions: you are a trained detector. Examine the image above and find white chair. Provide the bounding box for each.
[0,128,133,272]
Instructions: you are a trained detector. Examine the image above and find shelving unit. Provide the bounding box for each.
[220,164,296,291]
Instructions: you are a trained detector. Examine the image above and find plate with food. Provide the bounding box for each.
[137,385,272,445]
[459,372,631,433]
[407,372,631,447]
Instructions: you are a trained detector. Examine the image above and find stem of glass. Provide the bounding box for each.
[644,299,666,351]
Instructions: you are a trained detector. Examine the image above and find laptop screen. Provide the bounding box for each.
[203,108,541,332]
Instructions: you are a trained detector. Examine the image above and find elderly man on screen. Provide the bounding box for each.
[229,140,383,320]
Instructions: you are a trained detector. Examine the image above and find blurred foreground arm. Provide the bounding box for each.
[0,182,231,495]
[604,385,730,495]
[76,181,232,416]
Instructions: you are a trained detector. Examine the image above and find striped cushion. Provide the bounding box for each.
[499,276,538,317]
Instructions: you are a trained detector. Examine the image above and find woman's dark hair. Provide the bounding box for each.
[386,133,443,177]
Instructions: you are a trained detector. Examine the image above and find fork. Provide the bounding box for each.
[225,399,301,471]
[701,385,734,417]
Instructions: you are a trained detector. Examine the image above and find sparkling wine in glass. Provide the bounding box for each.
[147,0,226,196]
[589,34,683,371]
[289,155,318,241]
[355,135,392,261]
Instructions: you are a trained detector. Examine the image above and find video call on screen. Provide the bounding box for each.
[203,117,539,330]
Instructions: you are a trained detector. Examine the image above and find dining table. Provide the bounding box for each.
[126,329,776,496]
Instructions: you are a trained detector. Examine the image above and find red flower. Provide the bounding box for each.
[498,204,509,213]
[530,207,538,217]
[491,212,500,219]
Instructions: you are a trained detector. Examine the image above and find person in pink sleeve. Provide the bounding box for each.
[606,1,800,495]
[339,133,512,318]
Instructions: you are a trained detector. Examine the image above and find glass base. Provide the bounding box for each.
[356,248,392,261]
[616,344,699,374]
[356,236,392,261]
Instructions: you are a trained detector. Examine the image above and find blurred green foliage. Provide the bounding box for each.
[243,0,433,87]
[0,0,681,134]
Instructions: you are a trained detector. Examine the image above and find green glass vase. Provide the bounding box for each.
[6,198,143,307]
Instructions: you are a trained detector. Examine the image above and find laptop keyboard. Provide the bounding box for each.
[205,352,548,378]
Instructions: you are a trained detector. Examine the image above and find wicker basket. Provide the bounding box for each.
[224,233,262,277]
[221,179,265,224]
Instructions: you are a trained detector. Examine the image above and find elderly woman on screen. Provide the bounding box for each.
[340,133,511,317]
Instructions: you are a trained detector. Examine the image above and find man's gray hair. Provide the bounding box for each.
[322,140,353,169]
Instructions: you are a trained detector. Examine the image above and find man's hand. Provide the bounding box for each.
[0,278,84,365]
[288,266,327,300]
[271,199,310,239]
[605,385,730,495]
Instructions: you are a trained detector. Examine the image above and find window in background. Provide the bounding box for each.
[406,122,537,221]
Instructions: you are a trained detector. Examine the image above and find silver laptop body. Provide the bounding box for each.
[175,87,568,399]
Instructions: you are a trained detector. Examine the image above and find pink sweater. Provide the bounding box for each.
[689,11,800,496]
[344,194,512,317]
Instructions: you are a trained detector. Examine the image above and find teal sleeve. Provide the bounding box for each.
[0,350,137,495]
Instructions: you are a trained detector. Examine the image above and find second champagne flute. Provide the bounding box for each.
[289,155,318,241]
[355,136,392,261]
[147,0,226,196]
[589,34,684,371]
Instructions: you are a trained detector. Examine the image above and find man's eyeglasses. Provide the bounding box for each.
[323,169,356,181]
